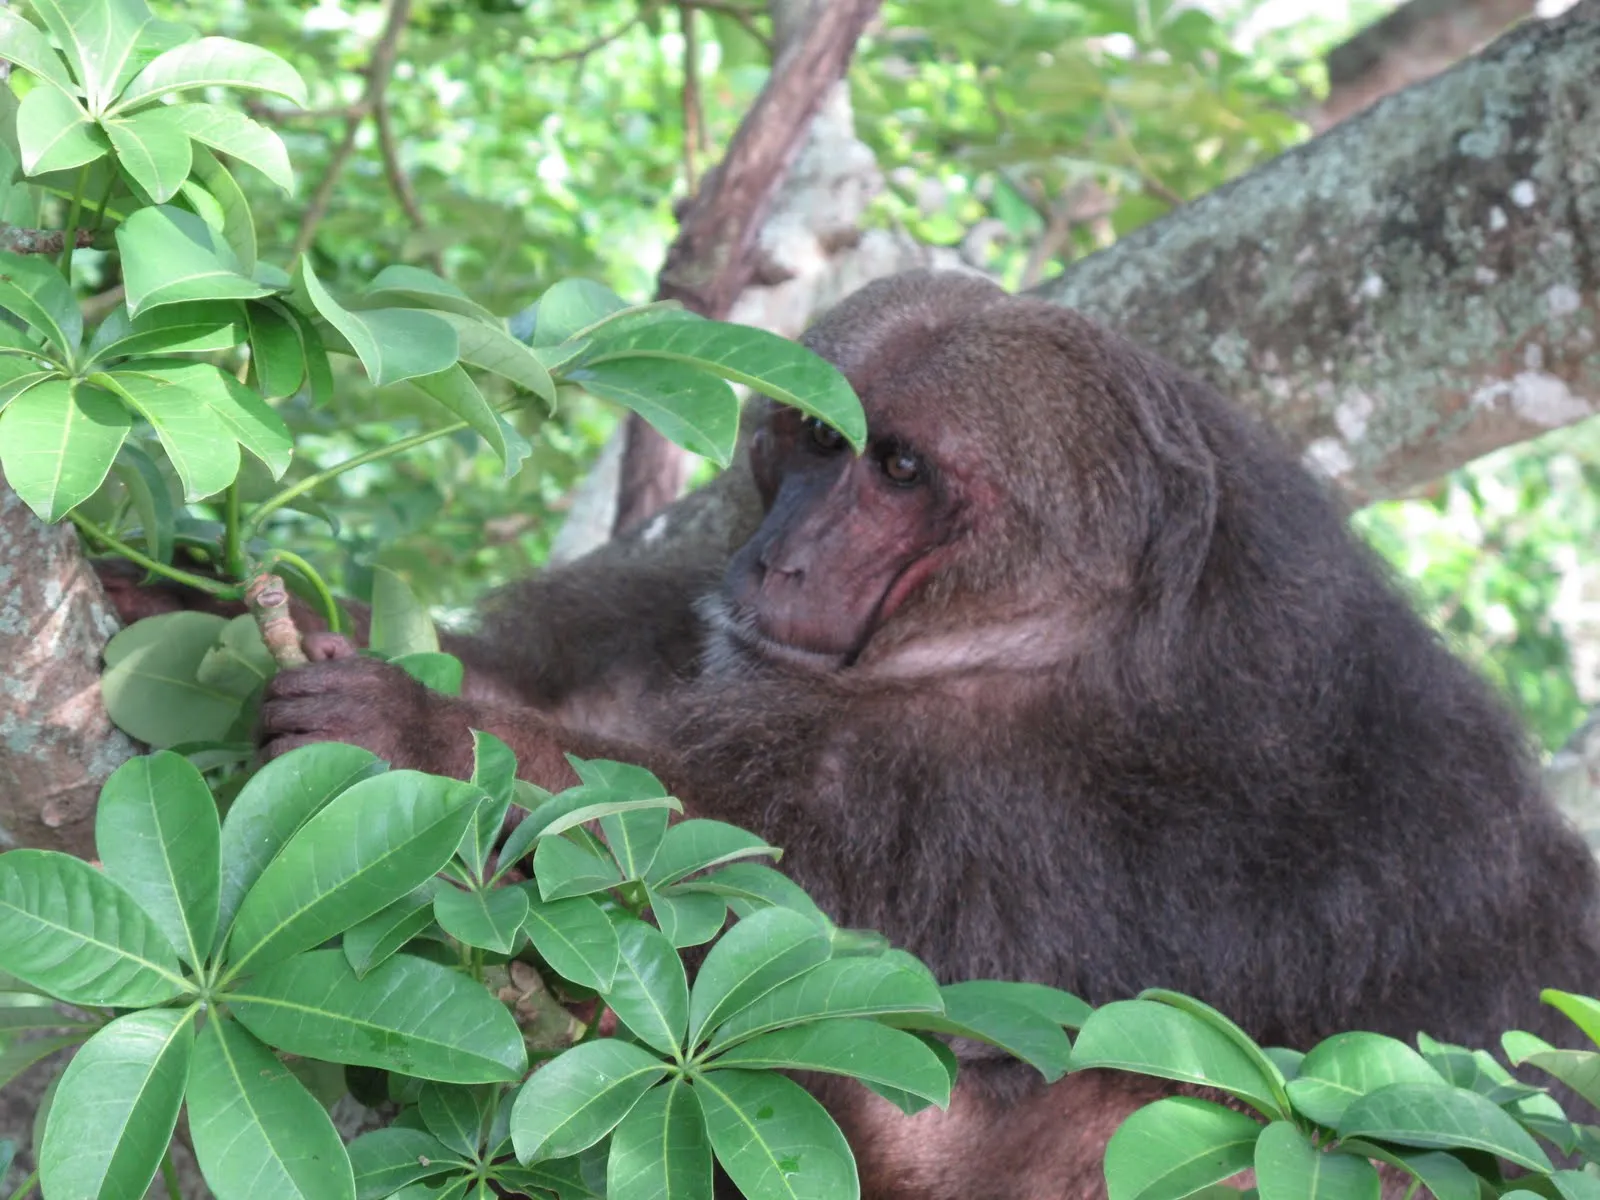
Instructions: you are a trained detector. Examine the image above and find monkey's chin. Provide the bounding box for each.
[694,594,849,673]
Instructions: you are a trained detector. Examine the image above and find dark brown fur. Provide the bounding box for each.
[250,271,1600,1198]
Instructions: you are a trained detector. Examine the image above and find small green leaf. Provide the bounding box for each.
[670,863,829,927]
[104,106,192,202]
[531,279,628,346]
[687,907,831,1049]
[0,1031,86,1089]
[571,358,738,466]
[0,378,129,520]
[187,145,258,270]
[1102,1096,1261,1200]
[131,358,292,478]
[696,1069,858,1200]
[94,367,240,499]
[87,301,248,363]
[187,1017,356,1200]
[434,312,556,405]
[347,1127,462,1200]
[1334,1141,1479,1200]
[368,563,440,656]
[1285,1033,1443,1128]
[533,834,625,901]
[360,265,494,320]
[647,821,780,888]
[217,742,385,939]
[466,731,517,879]
[607,918,690,1056]
[26,0,188,113]
[419,1083,490,1159]
[37,1007,196,1200]
[17,86,106,176]
[229,950,528,1084]
[1254,1120,1378,1200]
[246,300,306,398]
[708,954,943,1051]
[117,205,270,314]
[0,10,76,94]
[410,363,527,476]
[391,651,465,694]
[0,249,83,356]
[1505,1030,1600,1110]
[1141,988,1285,1112]
[884,981,1072,1083]
[165,102,293,191]
[434,884,529,955]
[100,611,241,747]
[342,885,440,978]
[1337,1082,1552,1171]
[510,1040,669,1163]
[710,1020,951,1108]
[195,612,274,699]
[1544,990,1600,1048]
[300,261,458,387]
[607,1078,712,1200]
[95,750,221,968]
[0,848,189,1005]
[956,980,1092,1032]
[116,37,308,110]
[524,894,621,992]
[648,889,727,950]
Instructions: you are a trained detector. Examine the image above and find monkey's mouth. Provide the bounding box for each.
[695,594,851,672]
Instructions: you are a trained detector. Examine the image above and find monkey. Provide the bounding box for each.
[127,269,1600,1197]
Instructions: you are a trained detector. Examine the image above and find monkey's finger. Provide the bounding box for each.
[266,658,385,697]
[304,631,359,661]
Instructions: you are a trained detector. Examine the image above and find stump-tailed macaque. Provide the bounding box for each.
[156,271,1600,1197]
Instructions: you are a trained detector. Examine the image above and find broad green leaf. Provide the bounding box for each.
[671,863,829,928]
[103,106,191,202]
[16,86,105,176]
[958,980,1093,1031]
[410,363,526,475]
[360,265,494,320]
[100,611,240,746]
[217,742,385,939]
[300,261,458,387]
[435,312,556,405]
[511,1041,669,1162]
[0,10,75,93]
[1285,1033,1443,1128]
[0,372,56,413]
[536,797,683,842]
[1103,1096,1262,1200]
[1069,999,1279,1113]
[1254,1121,1378,1200]
[709,1020,950,1108]
[861,1031,957,1117]
[26,0,183,112]
[194,612,275,698]
[368,563,440,656]
[531,279,628,346]
[95,750,220,968]
[1141,988,1285,1112]
[696,1070,857,1200]
[1336,1082,1552,1171]
[648,821,781,888]
[533,834,625,901]
[495,1160,605,1200]
[708,954,943,1051]
[524,894,620,992]
[1544,990,1600,1047]
[0,848,188,1005]
[466,732,517,879]
[606,918,690,1056]
[230,950,528,1084]
[1333,1142,1480,1200]
[602,809,671,883]
[649,888,727,949]
[607,1079,711,1200]
[0,378,129,520]
[0,250,82,356]
[38,1007,195,1200]
[246,300,304,398]
[588,320,865,452]
[116,37,308,110]
[93,367,239,499]
[884,981,1072,1083]
[0,1031,86,1089]
[347,1127,462,1200]
[87,301,247,363]
[225,770,481,976]
[165,102,293,191]
[392,651,465,694]
[0,1008,98,1033]
[571,358,738,466]
[131,358,292,477]
[342,886,440,978]
[434,884,529,955]
[187,1017,355,1200]
[687,907,832,1049]
[187,145,257,270]
[116,205,269,315]
[419,1083,490,1159]
[1504,1030,1600,1110]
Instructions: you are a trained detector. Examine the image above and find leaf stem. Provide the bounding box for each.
[223,484,243,577]
[267,548,343,634]
[160,1147,180,1200]
[86,165,119,238]
[4,1168,39,1200]
[70,512,241,598]
[57,164,90,284]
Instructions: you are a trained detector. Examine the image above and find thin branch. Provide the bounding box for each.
[376,101,443,274]
[0,224,93,255]
[526,9,652,65]
[1102,101,1184,208]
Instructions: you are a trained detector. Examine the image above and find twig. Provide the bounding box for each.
[1103,101,1184,208]
[0,224,94,254]
[526,8,652,65]
[245,573,308,668]
[376,102,444,274]
[680,4,704,191]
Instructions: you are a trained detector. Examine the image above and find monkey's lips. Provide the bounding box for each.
[698,595,853,671]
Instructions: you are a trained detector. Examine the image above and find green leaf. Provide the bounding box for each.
[165,102,293,191]
[696,1069,857,1200]
[131,358,292,478]
[300,261,458,387]
[95,750,220,968]
[434,884,529,955]
[0,10,75,94]
[0,371,56,414]
[26,0,185,113]
[606,918,690,1056]
[647,821,781,888]
[187,145,257,270]
[348,1127,462,1200]
[0,848,189,1005]
[116,37,308,110]
[671,863,829,928]
[1069,999,1279,1112]
[342,885,439,978]
[410,363,527,475]
[1544,990,1600,1048]
[687,907,831,1049]
[648,889,727,950]
[87,301,247,363]
[533,834,625,901]
[435,312,556,406]
[884,981,1072,1083]
[1504,1030,1600,1110]
[495,1159,604,1200]
[195,612,275,699]
[708,954,943,1051]
[1254,1121,1378,1200]
[230,950,528,1084]
[0,378,129,520]
[710,1020,950,1108]
[368,563,441,656]
[100,611,241,746]
[419,1083,490,1159]
[217,742,385,939]
[1333,1142,1479,1200]
[117,205,270,314]
[524,894,621,992]
[103,106,192,202]
[389,651,465,694]
[16,86,106,176]
[607,1078,712,1200]
[571,358,738,466]
[1285,1033,1443,1128]
[1103,1096,1262,1200]
[246,300,306,398]
[588,320,865,452]
[510,1041,670,1162]
[225,770,482,976]
[37,1007,195,1200]
[531,279,628,346]
[0,1031,85,1089]
[1141,989,1288,1115]
[1336,1082,1552,1171]
[187,1017,355,1200]
[467,731,517,879]
[93,367,239,499]
[959,980,1092,1031]
[0,249,83,356]
[360,266,495,320]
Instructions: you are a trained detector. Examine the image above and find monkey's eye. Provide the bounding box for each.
[803,415,847,453]
[880,447,923,487]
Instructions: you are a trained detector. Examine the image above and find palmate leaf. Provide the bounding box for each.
[646,820,780,888]
[87,301,248,364]
[1254,1121,1379,1200]
[1103,1096,1262,1200]
[0,378,129,520]
[1068,998,1276,1109]
[434,884,528,955]
[114,36,308,111]
[126,357,292,477]
[510,1041,670,1163]
[100,611,242,747]
[0,249,83,357]
[299,260,458,387]
[1285,1032,1443,1128]
[608,919,691,1056]
[410,363,530,477]
[103,105,192,202]
[709,1020,952,1109]
[92,367,239,499]
[347,1127,463,1200]
[16,86,106,176]
[419,1083,492,1158]
[26,0,189,113]
[687,908,832,1049]
[0,9,76,94]
[707,954,943,1051]
[116,205,270,315]
[165,102,293,191]
[606,1079,712,1200]
[696,1070,858,1200]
